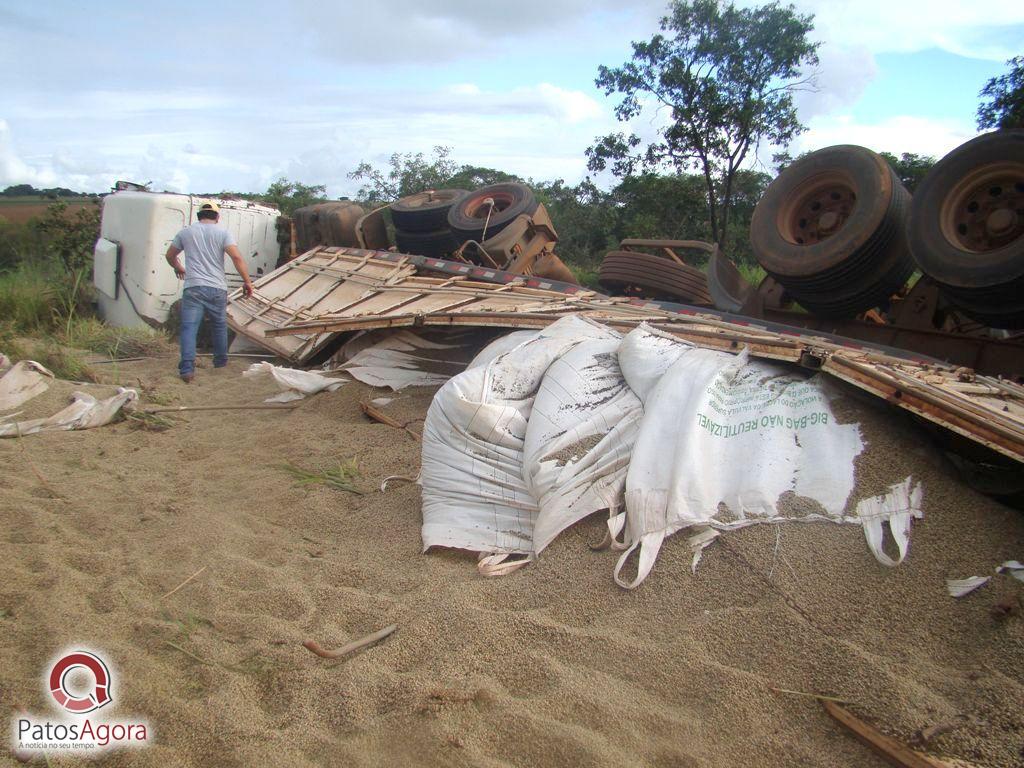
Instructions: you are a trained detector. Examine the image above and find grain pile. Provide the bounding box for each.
[0,353,1022,768]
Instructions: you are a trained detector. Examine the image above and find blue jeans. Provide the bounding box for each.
[179,286,228,376]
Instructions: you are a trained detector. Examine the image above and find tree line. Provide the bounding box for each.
[1,184,97,199]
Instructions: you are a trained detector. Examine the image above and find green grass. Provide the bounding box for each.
[735,262,767,288]
[0,263,55,331]
[125,410,178,432]
[566,263,602,291]
[0,259,172,382]
[63,317,173,358]
[279,459,365,494]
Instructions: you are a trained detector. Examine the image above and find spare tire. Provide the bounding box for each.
[598,251,712,305]
[394,227,461,259]
[906,130,1024,328]
[750,145,915,317]
[448,183,538,242]
[391,189,468,233]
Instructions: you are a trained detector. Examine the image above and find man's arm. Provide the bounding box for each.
[225,245,255,298]
[165,245,186,279]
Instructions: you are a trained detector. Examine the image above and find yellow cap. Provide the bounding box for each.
[198,201,220,213]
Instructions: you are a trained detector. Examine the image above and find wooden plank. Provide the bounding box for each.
[824,357,1024,462]
[821,701,947,768]
[842,359,1024,442]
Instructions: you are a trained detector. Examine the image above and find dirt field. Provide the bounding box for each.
[0,198,98,225]
[1,351,1023,767]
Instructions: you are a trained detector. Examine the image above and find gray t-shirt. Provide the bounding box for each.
[172,222,237,290]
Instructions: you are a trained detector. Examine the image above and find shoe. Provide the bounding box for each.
[180,373,194,383]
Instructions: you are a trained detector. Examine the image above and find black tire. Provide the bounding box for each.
[907,130,1024,328]
[391,189,468,233]
[751,145,915,317]
[448,183,538,242]
[598,251,712,305]
[394,227,461,258]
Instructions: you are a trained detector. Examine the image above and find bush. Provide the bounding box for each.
[63,317,172,358]
[0,263,55,331]
[34,200,101,272]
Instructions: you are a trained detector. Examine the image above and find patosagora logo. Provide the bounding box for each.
[12,648,149,756]
[48,651,112,714]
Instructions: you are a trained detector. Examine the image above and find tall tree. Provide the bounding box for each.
[262,178,327,216]
[977,56,1024,130]
[349,147,523,203]
[348,146,460,203]
[587,0,819,250]
[878,152,936,194]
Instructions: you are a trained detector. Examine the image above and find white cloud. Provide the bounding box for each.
[795,44,877,120]
[0,75,617,196]
[0,118,57,187]
[788,1,1024,60]
[448,84,482,97]
[293,0,664,64]
[794,114,974,159]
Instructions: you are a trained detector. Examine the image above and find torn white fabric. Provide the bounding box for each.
[0,388,137,438]
[997,560,1024,582]
[336,329,479,390]
[0,360,54,412]
[947,561,1024,598]
[335,329,463,362]
[853,477,925,568]
[947,576,990,597]
[343,366,450,390]
[242,362,344,402]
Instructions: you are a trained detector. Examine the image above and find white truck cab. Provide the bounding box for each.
[93,189,281,329]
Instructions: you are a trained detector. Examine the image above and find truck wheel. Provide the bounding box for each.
[598,251,712,305]
[448,183,538,243]
[751,145,914,317]
[391,189,468,233]
[394,227,461,258]
[907,130,1024,328]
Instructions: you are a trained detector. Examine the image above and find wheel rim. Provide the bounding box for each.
[462,191,517,220]
[939,162,1024,253]
[776,171,858,246]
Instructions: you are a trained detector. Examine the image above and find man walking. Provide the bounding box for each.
[165,202,255,383]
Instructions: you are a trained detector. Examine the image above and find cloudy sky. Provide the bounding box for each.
[0,1,1020,196]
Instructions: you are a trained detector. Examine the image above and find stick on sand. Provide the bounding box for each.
[143,405,299,414]
[161,566,208,599]
[359,400,421,439]
[769,687,850,704]
[303,625,397,660]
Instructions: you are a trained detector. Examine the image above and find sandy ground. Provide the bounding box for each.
[1,350,1023,768]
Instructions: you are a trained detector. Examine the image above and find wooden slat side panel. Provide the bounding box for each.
[236,247,1024,461]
